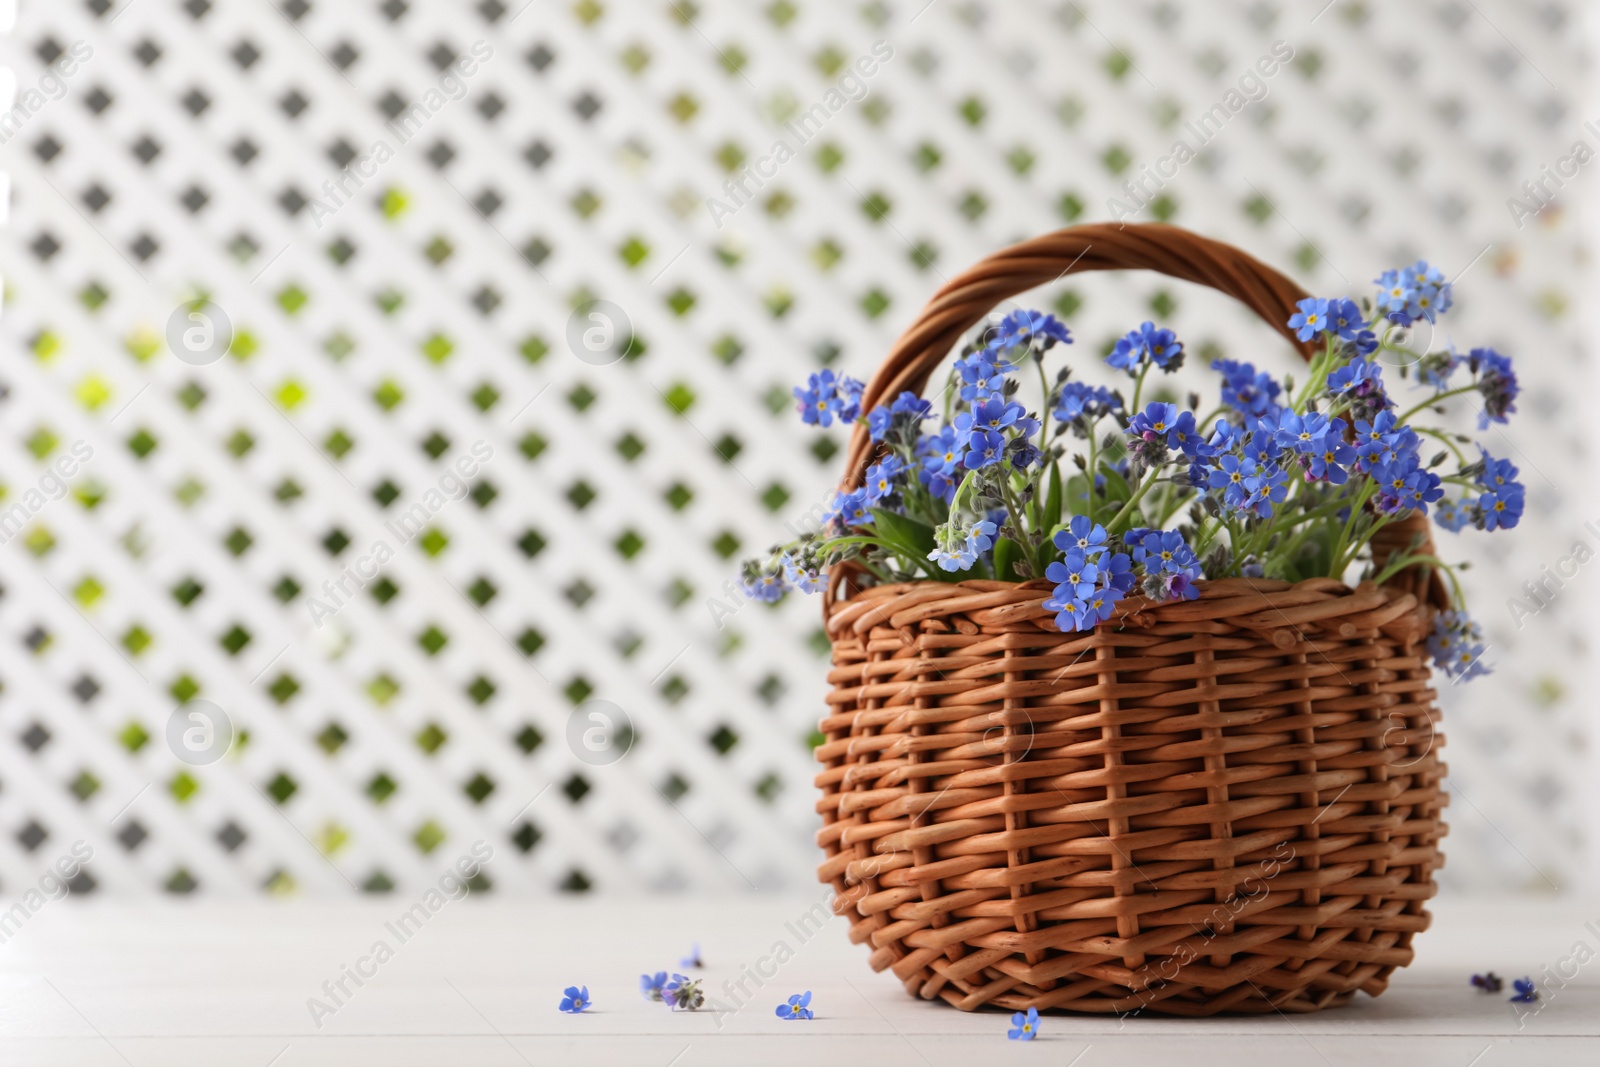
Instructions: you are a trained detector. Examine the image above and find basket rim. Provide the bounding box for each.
[822,572,1435,648]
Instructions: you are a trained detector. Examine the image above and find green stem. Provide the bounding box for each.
[819,534,944,579]
[1270,496,1357,533]
[999,476,1031,549]
[1085,425,1100,521]
[1157,480,1191,526]
[1415,426,1469,467]
[1217,516,1243,570]
[1372,552,1464,603]
[948,467,979,516]
[1397,384,1479,425]
[1237,518,1272,567]
[1292,336,1337,414]
[1035,359,1053,448]
[1195,404,1228,433]
[1329,480,1375,577]
[1105,470,1161,534]
[853,557,895,584]
[900,473,943,528]
[1277,522,1319,568]
[1193,513,1224,559]
[1129,362,1152,416]
[1336,514,1391,578]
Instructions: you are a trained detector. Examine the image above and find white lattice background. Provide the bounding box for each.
[0,0,1591,898]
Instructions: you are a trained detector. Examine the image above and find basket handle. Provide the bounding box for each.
[831,222,1448,610]
[840,223,1318,489]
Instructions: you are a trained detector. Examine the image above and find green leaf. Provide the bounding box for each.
[993,537,1024,582]
[868,508,959,580]
[1304,529,1336,579]
[1037,464,1065,576]
[1096,467,1137,529]
[871,508,935,557]
[1065,473,1091,515]
[1277,526,1336,583]
[1045,462,1063,529]
[1098,466,1133,508]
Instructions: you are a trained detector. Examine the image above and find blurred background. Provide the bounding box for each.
[0,0,1591,900]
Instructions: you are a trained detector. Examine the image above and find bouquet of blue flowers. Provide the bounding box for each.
[743,260,1519,683]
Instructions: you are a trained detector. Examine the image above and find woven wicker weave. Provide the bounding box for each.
[814,224,1447,1017]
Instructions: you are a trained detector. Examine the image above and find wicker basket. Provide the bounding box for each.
[814,223,1447,1017]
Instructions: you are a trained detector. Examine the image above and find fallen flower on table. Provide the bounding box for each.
[1510,977,1539,1003]
[559,985,591,1013]
[682,943,704,969]
[640,971,667,1001]
[776,991,814,1020]
[1008,1006,1040,1040]
[1470,972,1503,993]
[664,973,705,1011]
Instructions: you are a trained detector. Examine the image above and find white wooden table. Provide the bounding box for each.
[1,896,1595,1065]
